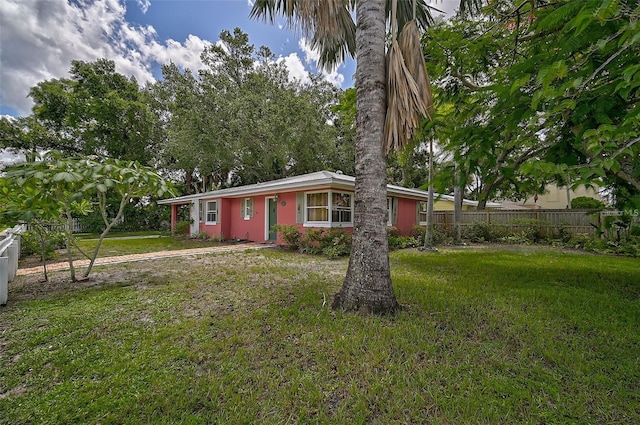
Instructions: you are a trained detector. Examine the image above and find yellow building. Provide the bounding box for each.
[503,184,602,209]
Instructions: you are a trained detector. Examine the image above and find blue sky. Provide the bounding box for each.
[0,0,457,118]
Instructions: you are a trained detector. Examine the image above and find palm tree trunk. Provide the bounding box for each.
[333,0,399,314]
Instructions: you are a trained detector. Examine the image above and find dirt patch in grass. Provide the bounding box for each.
[8,251,347,306]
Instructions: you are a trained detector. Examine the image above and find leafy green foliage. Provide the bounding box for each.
[571,196,606,210]
[25,59,162,163]
[425,0,640,207]
[1,153,176,280]
[20,230,66,260]
[272,224,302,250]
[150,28,350,193]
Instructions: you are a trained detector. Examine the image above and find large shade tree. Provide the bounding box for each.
[425,0,640,208]
[26,59,162,164]
[250,0,479,313]
[150,28,348,193]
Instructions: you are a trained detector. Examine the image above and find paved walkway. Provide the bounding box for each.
[16,243,274,276]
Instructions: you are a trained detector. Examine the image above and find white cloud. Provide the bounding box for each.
[278,53,311,85]
[299,38,320,65]
[0,0,210,116]
[297,38,345,88]
[136,0,151,14]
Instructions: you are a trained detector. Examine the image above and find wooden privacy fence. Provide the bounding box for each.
[431,209,637,238]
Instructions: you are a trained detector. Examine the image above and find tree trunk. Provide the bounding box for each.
[453,185,462,244]
[64,210,77,282]
[424,137,435,248]
[332,0,398,315]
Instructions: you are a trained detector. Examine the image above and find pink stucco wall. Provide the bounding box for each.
[228,196,266,241]
[196,198,233,239]
[180,191,422,244]
[395,197,419,235]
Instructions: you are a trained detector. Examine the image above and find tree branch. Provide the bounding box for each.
[451,70,480,91]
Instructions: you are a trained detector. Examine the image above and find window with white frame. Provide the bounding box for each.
[199,201,205,223]
[305,191,352,226]
[418,201,428,224]
[331,192,352,223]
[387,197,394,226]
[306,192,329,222]
[242,198,254,220]
[206,200,218,223]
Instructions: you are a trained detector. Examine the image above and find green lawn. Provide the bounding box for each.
[19,235,227,268]
[2,247,639,424]
[74,235,225,257]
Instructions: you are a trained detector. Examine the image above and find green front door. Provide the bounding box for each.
[268,198,278,241]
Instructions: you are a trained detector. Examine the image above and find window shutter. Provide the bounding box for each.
[416,201,420,223]
[392,198,398,224]
[248,199,254,217]
[241,199,246,218]
[296,193,304,223]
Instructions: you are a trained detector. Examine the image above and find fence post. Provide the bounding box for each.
[8,240,19,281]
[0,257,7,305]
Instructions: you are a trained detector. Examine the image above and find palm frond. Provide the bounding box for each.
[399,20,434,118]
[458,0,486,18]
[250,0,355,70]
[387,0,434,32]
[310,5,357,70]
[384,20,434,155]
[385,40,426,154]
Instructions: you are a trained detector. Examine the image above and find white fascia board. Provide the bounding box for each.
[158,171,439,205]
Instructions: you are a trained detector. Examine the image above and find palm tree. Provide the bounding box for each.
[250,0,478,314]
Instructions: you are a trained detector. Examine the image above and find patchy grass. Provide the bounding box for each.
[19,236,227,269]
[74,230,171,240]
[2,247,639,424]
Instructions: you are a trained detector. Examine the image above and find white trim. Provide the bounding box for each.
[304,190,353,227]
[418,201,428,225]
[204,200,219,225]
[243,197,253,220]
[303,222,332,228]
[264,196,277,241]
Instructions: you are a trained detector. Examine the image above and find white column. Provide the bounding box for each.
[8,240,19,281]
[0,257,8,305]
[190,199,199,237]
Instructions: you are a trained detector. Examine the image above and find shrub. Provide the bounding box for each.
[76,200,171,233]
[571,196,606,210]
[508,219,547,243]
[463,222,501,242]
[21,230,66,260]
[409,224,447,245]
[174,220,190,235]
[387,226,401,237]
[388,234,420,250]
[320,228,352,258]
[193,231,210,240]
[273,224,302,250]
[300,228,325,254]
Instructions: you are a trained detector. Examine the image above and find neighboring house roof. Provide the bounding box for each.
[434,193,502,209]
[157,170,502,208]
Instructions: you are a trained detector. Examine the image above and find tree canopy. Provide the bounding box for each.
[149,28,352,193]
[24,59,162,163]
[424,0,640,208]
